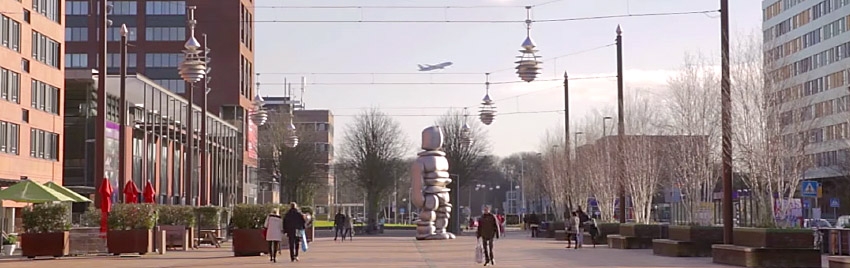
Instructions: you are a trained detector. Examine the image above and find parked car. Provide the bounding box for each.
[803,218,832,229]
[837,215,850,228]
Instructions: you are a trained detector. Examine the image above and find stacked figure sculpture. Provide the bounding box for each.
[410,126,456,240]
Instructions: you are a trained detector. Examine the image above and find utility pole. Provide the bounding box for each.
[720,0,734,244]
[616,25,627,224]
[563,72,573,214]
[95,0,109,204]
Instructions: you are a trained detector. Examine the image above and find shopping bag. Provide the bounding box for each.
[300,229,309,252]
[474,240,485,264]
[262,228,268,239]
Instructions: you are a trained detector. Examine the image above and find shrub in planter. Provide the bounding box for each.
[196,206,222,229]
[158,205,196,226]
[2,234,17,255]
[20,203,71,258]
[231,204,277,256]
[107,203,157,255]
[79,206,102,228]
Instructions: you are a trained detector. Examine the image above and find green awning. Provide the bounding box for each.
[44,181,92,203]
[0,180,76,203]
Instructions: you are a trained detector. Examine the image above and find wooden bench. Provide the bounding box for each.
[829,256,850,268]
[608,234,653,249]
[711,244,821,268]
[195,230,222,248]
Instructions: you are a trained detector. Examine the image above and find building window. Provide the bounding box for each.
[1,68,20,104]
[31,31,60,68]
[29,128,58,160]
[145,27,185,41]
[65,27,88,41]
[110,1,137,15]
[132,135,142,186]
[160,140,168,196]
[66,1,88,15]
[30,79,59,114]
[146,1,186,15]
[1,15,21,52]
[65,53,88,68]
[153,79,186,93]
[107,53,137,68]
[145,53,182,68]
[105,27,137,41]
[32,0,60,23]
[0,121,19,155]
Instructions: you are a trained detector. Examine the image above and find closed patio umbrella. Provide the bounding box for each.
[98,178,113,233]
[123,181,140,203]
[143,180,155,203]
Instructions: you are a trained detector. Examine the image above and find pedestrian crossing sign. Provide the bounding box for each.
[801,181,818,197]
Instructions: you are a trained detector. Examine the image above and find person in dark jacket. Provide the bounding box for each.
[476,206,500,266]
[527,213,540,237]
[333,210,346,241]
[282,202,306,262]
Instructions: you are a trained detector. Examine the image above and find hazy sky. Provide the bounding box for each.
[254,0,762,157]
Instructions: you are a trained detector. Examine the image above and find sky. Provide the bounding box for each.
[253,0,763,157]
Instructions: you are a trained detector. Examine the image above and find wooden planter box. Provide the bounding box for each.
[654,226,723,257]
[159,225,189,250]
[232,229,268,257]
[20,232,70,258]
[732,228,813,248]
[107,229,153,255]
[546,222,565,238]
[620,223,665,238]
[306,226,315,242]
[712,228,820,267]
[830,229,850,255]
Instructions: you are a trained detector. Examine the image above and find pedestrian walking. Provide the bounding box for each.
[572,211,584,249]
[263,208,283,262]
[333,210,346,241]
[476,206,500,266]
[283,202,306,262]
[527,213,540,238]
[343,214,354,241]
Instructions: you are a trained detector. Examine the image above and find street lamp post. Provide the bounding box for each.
[720,0,734,244]
[95,0,110,204]
[615,25,627,224]
[118,24,129,202]
[200,33,211,205]
[563,72,572,213]
[450,173,461,236]
[178,6,206,205]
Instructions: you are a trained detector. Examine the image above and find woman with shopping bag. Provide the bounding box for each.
[262,208,283,262]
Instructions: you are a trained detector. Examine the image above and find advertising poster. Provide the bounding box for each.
[247,119,258,160]
[105,121,120,202]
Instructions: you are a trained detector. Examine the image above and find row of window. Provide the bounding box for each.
[31,31,60,68]
[774,69,848,104]
[66,53,188,69]
[1,68,21,104]
[32,0,61,23]
[153,79,186,94]
[770,39,850,81]
[31,79,60,114]
[65,1,187,16]
[764,0,850,42]
[240,4,253,51]
[765,14,850,63]
[239,55,252,99]
[66,27,188,42]
[30,128,59,160]
[782,95,850,126]
[1,15,21,52]
[0,121,19,155]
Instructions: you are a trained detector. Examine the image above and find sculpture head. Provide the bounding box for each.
[421,126,444,150]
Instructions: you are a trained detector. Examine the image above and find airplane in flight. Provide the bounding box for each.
[418,62,453,71]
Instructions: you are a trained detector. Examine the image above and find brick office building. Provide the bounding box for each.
[63,0,260,205]
[0,0,64,233]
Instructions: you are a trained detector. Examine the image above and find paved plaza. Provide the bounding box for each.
[0,230,832,268]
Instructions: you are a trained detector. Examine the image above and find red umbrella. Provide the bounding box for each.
[98,178,113,233]
[123,181,140,203]
[143,180,156,203]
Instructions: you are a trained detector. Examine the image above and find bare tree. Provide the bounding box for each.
[337,108,409,232]
[731,33,815,227]
[663,53,721,225]
[258,112,325,206]
[620,91,667,224]
[538,128,568,220]
[435,109,491,231]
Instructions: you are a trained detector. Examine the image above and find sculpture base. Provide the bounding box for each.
[415,232,456,240]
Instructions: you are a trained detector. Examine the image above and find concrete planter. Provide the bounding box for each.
[712,228,820,268]
[732,228,813,248]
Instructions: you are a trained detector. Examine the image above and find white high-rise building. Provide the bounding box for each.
[763,0,850,179]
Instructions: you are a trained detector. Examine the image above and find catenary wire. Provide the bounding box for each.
[332,109,565,117]
[253,0,564,9]
[258,75,615,86]
[194,9,718,24]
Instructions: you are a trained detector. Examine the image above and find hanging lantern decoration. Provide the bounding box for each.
[515,6,542,82]
[249,88,268,126]
[479,74,497,125]
[284,119,299,148]
[461,108,473,146]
